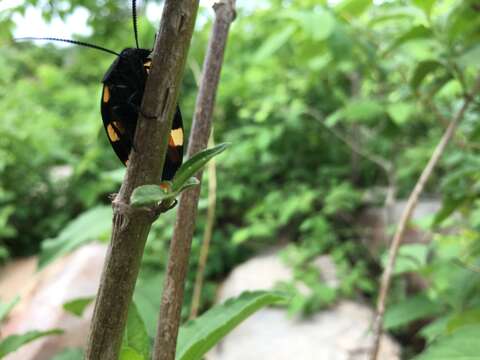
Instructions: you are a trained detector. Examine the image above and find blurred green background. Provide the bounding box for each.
[1,0,480,358]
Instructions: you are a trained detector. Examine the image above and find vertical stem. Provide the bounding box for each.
[190,134,217,319]
[152,2,236,360]
[369,76,480,360]
[84,1,199,359]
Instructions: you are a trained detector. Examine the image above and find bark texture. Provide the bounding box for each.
[152,2,236,359]
[85,1,199,359]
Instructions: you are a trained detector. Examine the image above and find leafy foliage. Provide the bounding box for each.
[1,0,480,358]
[0,329,63,358]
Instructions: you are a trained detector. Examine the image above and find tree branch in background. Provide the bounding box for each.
[190,133,217,319]
[369,75,480,360]
[152,2,236,360]
[85,1,199,359]
[305,108,397,212]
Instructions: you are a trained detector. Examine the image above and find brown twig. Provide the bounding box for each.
[152,2,236,360]
[369,75,480,360]
[190,133,217,319]
[84,2,199,359]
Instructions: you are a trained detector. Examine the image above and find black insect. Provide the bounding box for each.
[16,0,184,181]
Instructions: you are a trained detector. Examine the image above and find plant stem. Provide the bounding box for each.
[369,75,480,360]
[152,2,236,360]
[190,134,217,319]
[84,1,198,359]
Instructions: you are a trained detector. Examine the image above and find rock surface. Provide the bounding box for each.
[207,251,401,360]
[0,242,107,360]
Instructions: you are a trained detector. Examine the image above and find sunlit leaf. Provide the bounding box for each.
[63,297,94,317]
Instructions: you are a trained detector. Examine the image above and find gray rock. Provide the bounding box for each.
[208,252,400,360]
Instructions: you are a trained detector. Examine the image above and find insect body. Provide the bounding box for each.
[101,48,183,180]
[16,1,184,181]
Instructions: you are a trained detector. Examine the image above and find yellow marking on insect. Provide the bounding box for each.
[107,124,120,142]
[144,61,152,74]
[112,121,125,133]
[103,86,110,103]
[170,128,183,146]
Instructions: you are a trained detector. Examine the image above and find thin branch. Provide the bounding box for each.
[369,75,480,360]
[84,1,199,359]
[152,2,236,360]
[190,133,217,319]
[305,108,393,175]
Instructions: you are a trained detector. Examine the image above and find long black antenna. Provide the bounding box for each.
[15,37,120,56]
[132,0,140,49]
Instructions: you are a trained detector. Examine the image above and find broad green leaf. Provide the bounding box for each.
[38,206,112,269]
[387,102,415,125]
[336,0,372,18]
[0,329,63,357]
[386,25,433,54]
[384,293,443,330]
[342,99,384,123]
[382,244,429,275]
[414,325,480,360]
[291,9,335,41]
[254,25,296,61]
[172,143,228,192]
[121,302,150,360]
[458,45,480,69]
[176,291,288,360]
[0,296,19,323]
[63,297,94,317]
[51,348,84,360]
[131,184,170,207]
[447,308,480,334]
[411,60,448,90]
[412,0,436,16]
[120,347,145,360]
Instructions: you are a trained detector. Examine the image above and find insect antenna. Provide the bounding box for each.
[14,37,120,56]
[132,0,140,49]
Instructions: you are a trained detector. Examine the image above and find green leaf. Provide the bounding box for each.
[0,329,63,358]
[387,102,415,125]
[254,25,296,61]
[121,302,150,360]
[51,348,84,360]
[291,9,335,41]
[382,244,429,275]
[63,297,94,317]
[411,60,448,90]
[131,184,170,207]
[0,296,19,323]
[131,177,200,207]
[176,291,288,360]
[412,0,436,16]
[386,25,433,54]
[336,0,372,18]
[39,206,112,269]
[172,143,228,192]
[384,293,443,330]
[414,325,480,360]
[342,99,385,123]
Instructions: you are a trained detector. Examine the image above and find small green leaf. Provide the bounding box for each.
[336,0,372,18]
[63,297,94,317]
[121,302,150,360]
[172,143,228,192]
[414,325,480,360]
[0,329,63,358]
[254,25,296,61]
[131,184,170,207]
[384,293,443,330]
[411,60,448,90]
[386,25,433,54]
[51,348,84,360]
[176,291,288,360]
[176,177,200,193]
[0,296,20,323]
